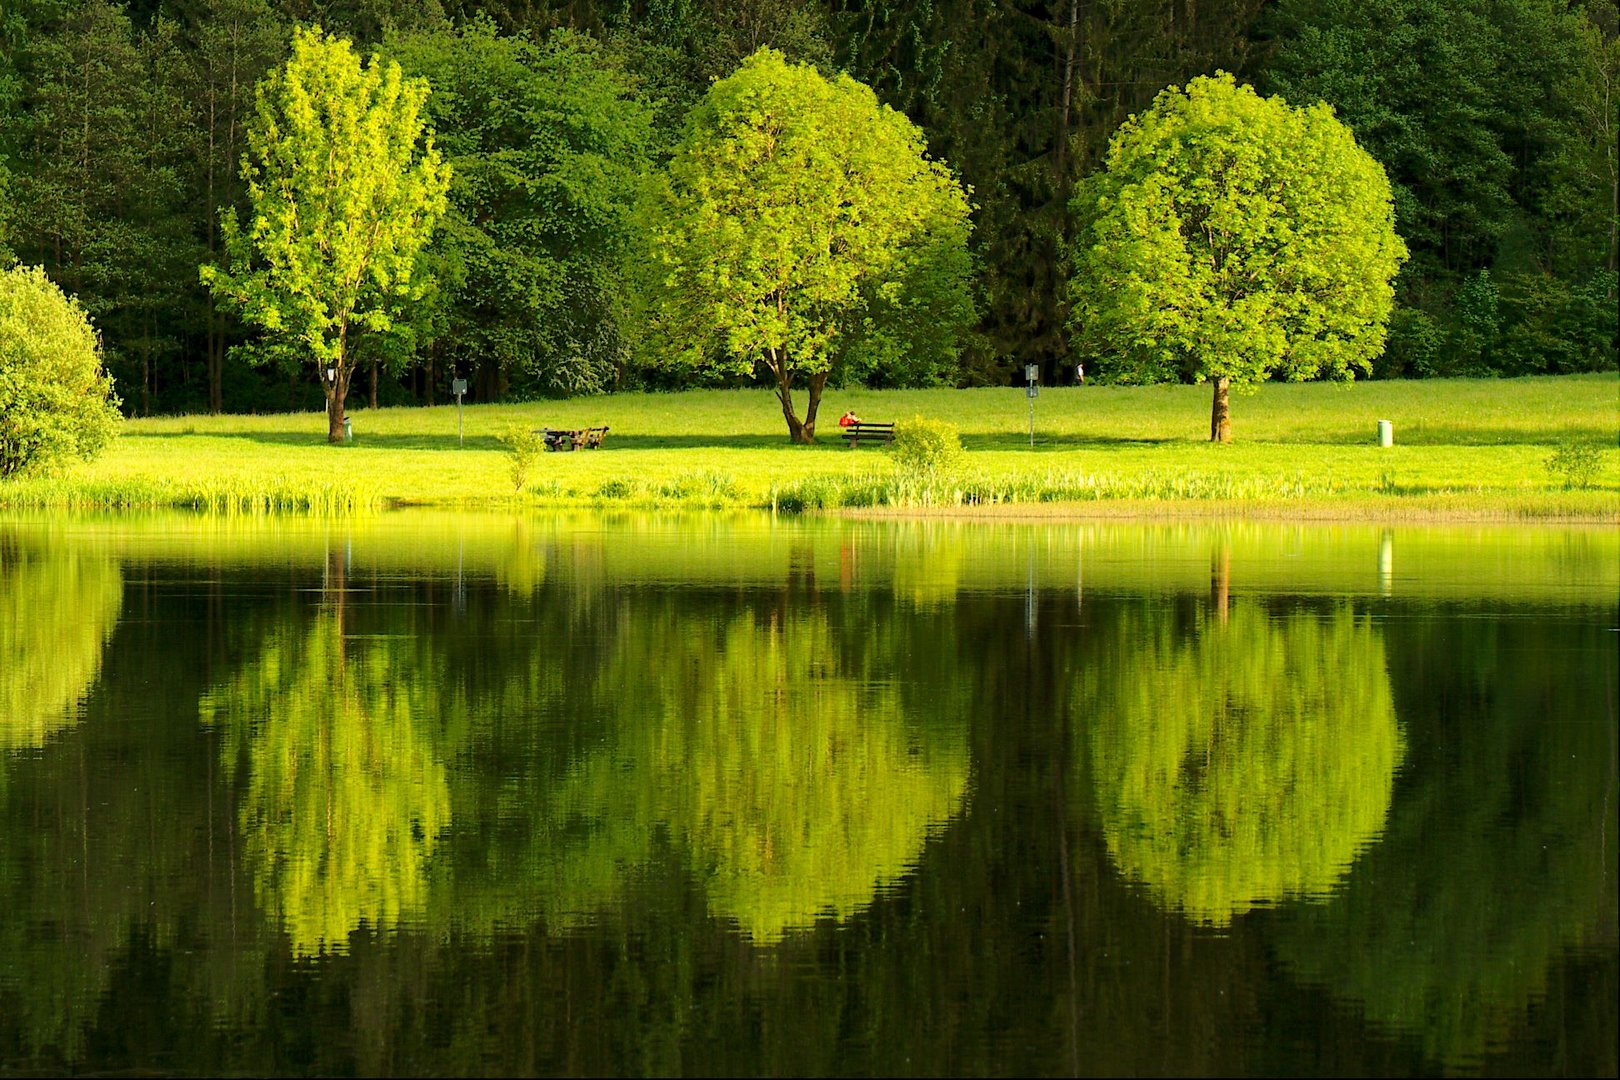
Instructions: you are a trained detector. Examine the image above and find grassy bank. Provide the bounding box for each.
[2,374,1614,519]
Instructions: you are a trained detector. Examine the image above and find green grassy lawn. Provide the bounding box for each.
[3,373,1615,518]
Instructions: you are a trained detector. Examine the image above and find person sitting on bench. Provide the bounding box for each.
[838,410,861,428]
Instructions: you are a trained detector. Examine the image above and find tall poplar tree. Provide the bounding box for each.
[202,25,451,443]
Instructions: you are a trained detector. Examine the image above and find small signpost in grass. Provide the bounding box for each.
[1025,363,1038,447]
[453,378,468,447]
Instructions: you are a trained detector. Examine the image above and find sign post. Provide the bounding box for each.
[1024,363,1038,447]
[452,378,468,448]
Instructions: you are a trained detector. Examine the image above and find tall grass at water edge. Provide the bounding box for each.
[0,474,379,514]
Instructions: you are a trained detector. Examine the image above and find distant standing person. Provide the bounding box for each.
[1077,362,1085,385]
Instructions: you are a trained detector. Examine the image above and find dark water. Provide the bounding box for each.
[0,512,1615,1077]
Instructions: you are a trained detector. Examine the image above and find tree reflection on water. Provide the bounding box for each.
[1082,600,1403,927]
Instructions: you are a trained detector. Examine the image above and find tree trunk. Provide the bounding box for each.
[778,384,809,443]
[1058,0,1079,180]
[1209,376,1231,442]
[369,361,378,410]
[766,347,815,444]
[208,315,224,414]
[326,365,350,444]
[802,371,828,442]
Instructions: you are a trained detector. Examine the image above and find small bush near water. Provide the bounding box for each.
[497,425,546,493]
[891,417,965,478]
[1545,441,1602,490]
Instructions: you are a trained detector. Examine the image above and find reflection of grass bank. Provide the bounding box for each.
[0,375,1612,518]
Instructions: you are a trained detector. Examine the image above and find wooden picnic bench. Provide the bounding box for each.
[840,421,895,448]
[539,425,610,451]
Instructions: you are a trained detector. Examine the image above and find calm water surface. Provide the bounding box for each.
[0,512,1614,1076]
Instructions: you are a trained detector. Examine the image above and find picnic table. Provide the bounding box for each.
[539,426,609,451]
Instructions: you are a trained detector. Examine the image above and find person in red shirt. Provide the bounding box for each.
[838,410,860,427]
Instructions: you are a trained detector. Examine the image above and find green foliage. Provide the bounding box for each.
[637,48,975,442]
[386,20,652,397]
[4,0,197,417]
[1274,610,1617,1068]
[1069,73,1407,428]
[1261,0,1517,281]
[0,543,121,753]
[548,604,970,941]
[1448,268,1500,376]
[890,415,963,478]
[1376,305,1444,378]
[497,422,545,492]
[1495,270,1619,375]
[0,265,121,476]
[1082,601,1404,926]
[201,613,451,956]
[1545,440,1603,490]
[838,0,1267,383]
[202,25,450,440]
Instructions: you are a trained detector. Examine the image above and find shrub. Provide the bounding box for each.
[496,424,545,493]
[0,266,121,476]
[891,416,964,478]
[1545,441,1602,490]
[1377,306,1443,379]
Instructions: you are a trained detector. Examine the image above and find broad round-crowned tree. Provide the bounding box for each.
[638,49,976,444]
[1068,74,1406,441]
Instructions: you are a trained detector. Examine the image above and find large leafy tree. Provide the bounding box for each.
[1069,74,1405,441]
[387,19,652,399]
[640,48,975,443]
[202,25,450,443]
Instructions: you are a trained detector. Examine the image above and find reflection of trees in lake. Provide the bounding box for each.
[450,598,971,942]
[1273,612,1618,1070]
[1084,601,1403,927]
[0,543,121,753]
[201,614,451,957]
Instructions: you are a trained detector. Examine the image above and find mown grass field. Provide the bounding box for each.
[2,373,1615,519]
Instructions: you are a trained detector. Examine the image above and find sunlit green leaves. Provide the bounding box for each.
[201,25,450,430]
[201,613,451,956]
[1083,600,1403,926]
[0,265,122,476]
[0,542,120,753]
[1069,74,1406,397]
[638,48,975,440]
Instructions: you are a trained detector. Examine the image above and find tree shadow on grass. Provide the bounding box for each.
[174,431,809,453]
[962,433,1183,451]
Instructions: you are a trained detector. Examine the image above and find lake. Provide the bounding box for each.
[0,511,1614,1076]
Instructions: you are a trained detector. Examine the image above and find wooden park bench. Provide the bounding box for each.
[840,421,895,448]
[539,425,610,452]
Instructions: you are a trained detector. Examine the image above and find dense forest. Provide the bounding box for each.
[0,0,1615,415]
